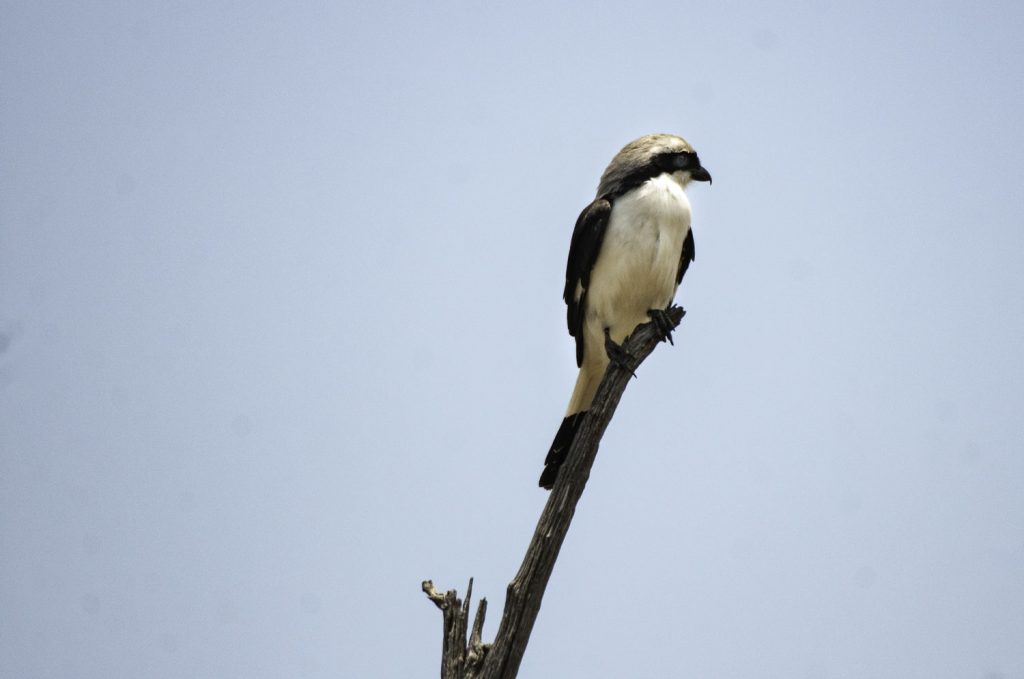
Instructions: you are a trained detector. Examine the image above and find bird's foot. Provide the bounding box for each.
[647,305,685,345]
[604,328,637,378]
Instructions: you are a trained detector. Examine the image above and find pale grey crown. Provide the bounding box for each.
[596,133,696,197]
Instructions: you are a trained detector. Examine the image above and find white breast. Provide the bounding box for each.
[584,173,692,344]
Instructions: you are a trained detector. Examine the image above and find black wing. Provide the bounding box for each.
[563,197,612,367]
[676,227,695,285]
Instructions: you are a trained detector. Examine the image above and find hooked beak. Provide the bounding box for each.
[690,165,712,184]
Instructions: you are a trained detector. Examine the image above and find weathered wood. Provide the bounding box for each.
[424,307,685,679]
[422,578,490,678]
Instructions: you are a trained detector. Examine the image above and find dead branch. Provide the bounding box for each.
[424,306,685,679]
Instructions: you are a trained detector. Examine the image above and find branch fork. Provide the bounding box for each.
[424,306,685,679]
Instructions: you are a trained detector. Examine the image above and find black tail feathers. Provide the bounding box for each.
[538,412,586,489]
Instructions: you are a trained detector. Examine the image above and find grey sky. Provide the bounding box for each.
[2,1,1022,677]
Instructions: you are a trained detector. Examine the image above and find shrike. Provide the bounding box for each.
[539,133,712,489]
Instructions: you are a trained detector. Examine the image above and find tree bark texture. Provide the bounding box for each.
[423,306,685,679]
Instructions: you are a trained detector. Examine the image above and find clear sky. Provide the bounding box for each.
[2,2,1023,678]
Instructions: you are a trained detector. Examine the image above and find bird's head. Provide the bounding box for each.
[597,133,712,197]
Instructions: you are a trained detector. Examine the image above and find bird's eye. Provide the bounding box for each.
[656,152,695,171]
[655,153,679,171]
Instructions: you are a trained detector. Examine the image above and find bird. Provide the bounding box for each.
[538,133,711,489]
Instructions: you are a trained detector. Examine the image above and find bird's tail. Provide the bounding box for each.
[539,362,603,489]
[538,411,586,489]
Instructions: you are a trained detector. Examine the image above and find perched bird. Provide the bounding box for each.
[539,134,712,489]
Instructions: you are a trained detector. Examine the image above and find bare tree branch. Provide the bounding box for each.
[424,306,685,679]
[422,578,490,677]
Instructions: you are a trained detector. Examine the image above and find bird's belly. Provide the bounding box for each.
[585,214,688,343]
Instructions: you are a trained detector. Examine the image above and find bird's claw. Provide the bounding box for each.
[647,305,685,345]
[604,328,637,378]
